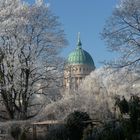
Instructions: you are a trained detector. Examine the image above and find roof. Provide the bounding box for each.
[32,120,64,125]
[67,33,95,67]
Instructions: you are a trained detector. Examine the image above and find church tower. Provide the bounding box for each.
[64,33,95,90]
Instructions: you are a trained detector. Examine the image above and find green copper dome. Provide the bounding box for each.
[67,33,95,67]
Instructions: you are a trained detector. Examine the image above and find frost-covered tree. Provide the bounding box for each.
[36,69,112,121]
[36,68,139,122]
[102,0,140,71]
[0,0,67,120]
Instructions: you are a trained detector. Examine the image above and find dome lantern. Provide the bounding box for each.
[77,32,82,49]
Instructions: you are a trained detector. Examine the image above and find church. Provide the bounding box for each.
[64,33,95,90]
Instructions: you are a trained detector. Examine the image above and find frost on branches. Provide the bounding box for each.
[36,68,139,122]
[0,0,67,120]
[102,0,140,70]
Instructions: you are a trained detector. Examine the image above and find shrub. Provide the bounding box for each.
[10,125,21,140]
[45,124,68,140]
[65,111,91,140]
[83,121,125,140]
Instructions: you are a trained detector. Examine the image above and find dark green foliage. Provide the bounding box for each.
[129,95,140,132]
[45,111,91,140]
[10,124,33,140]
[121,119,133,140]
[115,96,129,114]
[45,124,69,140]
[84,121,125,140]
[10,125,21,140]
[65,111,92,140]
[20,132,27,140]
[20,128,28,140]
[83,95,140,140]
[115,95,140,132]
[82,125,93,140]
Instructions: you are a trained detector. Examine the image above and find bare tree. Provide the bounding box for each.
[0,0,67,120]
[101,0,140,71]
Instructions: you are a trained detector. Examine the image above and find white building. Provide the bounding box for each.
[64,33,95,90]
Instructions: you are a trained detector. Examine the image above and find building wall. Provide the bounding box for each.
[64,64,94,90]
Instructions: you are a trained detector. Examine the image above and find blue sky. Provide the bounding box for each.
[27,0,118,67]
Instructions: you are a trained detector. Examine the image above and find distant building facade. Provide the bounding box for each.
[64,33,95,90]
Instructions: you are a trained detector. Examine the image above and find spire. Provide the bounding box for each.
[77,32,82,49]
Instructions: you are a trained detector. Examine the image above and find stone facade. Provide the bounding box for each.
[64,64,94,90]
